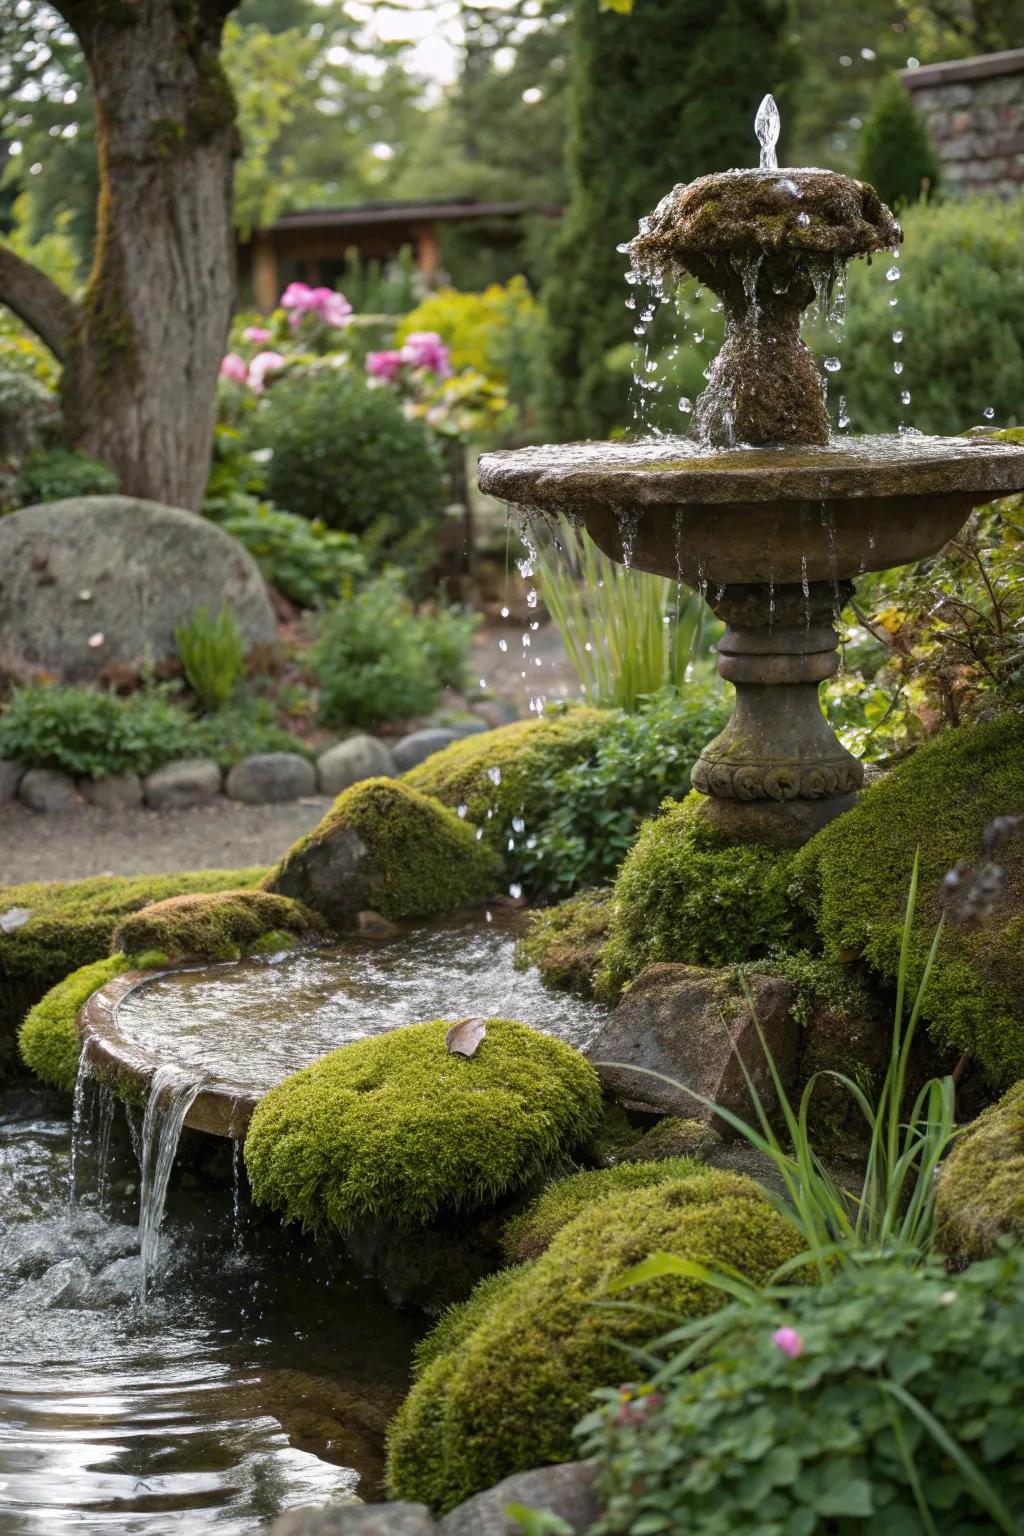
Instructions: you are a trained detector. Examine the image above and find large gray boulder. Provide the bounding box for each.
[0,495,276,682]
[439,1461,600,1535]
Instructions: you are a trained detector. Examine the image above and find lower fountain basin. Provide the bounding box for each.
[78,913,607,1139]
[479,433,1024,585]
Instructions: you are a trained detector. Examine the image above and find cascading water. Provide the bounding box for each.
[137,1064,203,1301]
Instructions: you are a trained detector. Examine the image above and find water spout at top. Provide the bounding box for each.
[755,93,780,172]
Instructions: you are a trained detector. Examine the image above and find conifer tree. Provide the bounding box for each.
[858,74,942,212]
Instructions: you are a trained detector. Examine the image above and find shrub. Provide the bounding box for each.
[14,447,119,505]
[386,1172,803,1513]
[112,889,324,964]
[842,194,1024,435]
[597,792,804,997]
[313,573,477,729]
[580,1252,1024,1536]
[515,888,613,997]
[502,1158,710,1263]
[857,73,941,211]
[265,777,502,924]
[203,489,368,609]
[19,955,130,1093]
[0,686,191,779]
[396,277,542,384]
[248,370,444,566]
[515,688,728,896]
[184,698,313,771]
[793,715,1024,1083]
[936,1080,1024,1263]
[175,604,246,711]
[244,1017,603,1232]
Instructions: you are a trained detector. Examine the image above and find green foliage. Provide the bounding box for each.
[580,1251,1024,1536]
[516,688,728,896]
[18,955,129,1094]
[502,1158,710,1262]
[386,1171,803,1513]
[203,488,367,608]
[265,777,502,923]
[312,573,477,729]
[244,1017,603,1231]
[936,1080,1024,1263]
[183,697,313,771]
[112,888,324,964]
[597,792,804,997]
[13,447,118,506]
[543,0,798,437]
[533,518,716,712]
[515,889,613,998]
[248,371,444,568]
[793,715,1024,1083]
[842,194,1024,435]
[175,604,246,711]
[857,73,941,209]
[0,686,191,779]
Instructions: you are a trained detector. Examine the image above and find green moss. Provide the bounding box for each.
[936,1082,1024,1263]
[386,1172,804,1513]
[515,888,612,998]
[793,716,1024,1083]
[403,709,610,854]
[501,1157,711,1262]
[596,792,804,998]
[265,777,501,924]
[412,1267,525,1378]
[18,955,129,1094]
[112,889,324,963]
[619,1115,720,1164]
[244,1017,603,1233]
[586,1100,643,1164]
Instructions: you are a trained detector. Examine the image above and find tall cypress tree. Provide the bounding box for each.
[543,0,799,440]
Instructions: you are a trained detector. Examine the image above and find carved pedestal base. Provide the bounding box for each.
[692,582,862,844]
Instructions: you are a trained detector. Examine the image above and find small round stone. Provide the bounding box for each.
[392,729,459,774]
[225,753,317,805]
[143,758,222,810]
[19,768,79,813]
[316,735,396,796]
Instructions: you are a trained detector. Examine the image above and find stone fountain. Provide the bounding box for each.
[479,97,1024,845]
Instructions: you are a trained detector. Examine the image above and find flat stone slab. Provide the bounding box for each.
[479,432,1024,507]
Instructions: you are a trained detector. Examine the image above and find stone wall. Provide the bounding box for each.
[902,48,1024,199]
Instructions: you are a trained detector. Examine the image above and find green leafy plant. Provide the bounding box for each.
[313,573,477,729]
[532,517,715,712]
[203,489,367,608]
[175,605,246,711]
[185,698,312,771]
[14,446,119,506]
[0,686,189,779]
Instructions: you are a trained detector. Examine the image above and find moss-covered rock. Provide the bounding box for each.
[936,1081,1024,1262]
[515,888,612,998]
[264,777,501,925]
[403,709,609,853]
[793,715,1024,1083]
[618,1115,720,1164]
[596,792,804,998]
[244,1017,603,1233]
[501,1157,710,1262]
[18,955,130,1094]
[112,888,325,963]
[386,1171,804,1513]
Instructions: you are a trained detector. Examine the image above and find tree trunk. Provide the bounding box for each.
[54,1,241,510]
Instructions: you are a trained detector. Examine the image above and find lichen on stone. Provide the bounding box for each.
[936,1081,1024,1262]
[18,954,129,1094]
[112,888,325,963]
[243,1017,603,1233]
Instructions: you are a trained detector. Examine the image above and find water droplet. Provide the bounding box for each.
[889,295,899,307]
[693,328,704,343]
[838,396,850,429]
[901,389,912,405]
[824,356,841,373]
[983,405,995,420]
[678,397,692,412]
[456,802,468,818]
[512,815,526,833]
[478,677,487,689]
[487,766,502,786]
[509,883,523,900]
[484,907,492,920]
[633,324,646,337]
[526,588,538,609]
[498,637,508,652]
[500,606,509,619]
[476,829,484,841]
[892,329,903,343]
[796,211,811,227]
[886,266,901,282]
[893,360,904,375]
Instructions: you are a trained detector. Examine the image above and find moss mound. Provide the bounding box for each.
[18,955,129,1093]
[265,777,501,924]
[516,888,612,998]
[501,1157,710,1262]
[597,791,803,997]
[244,1017,603,1232]
[403,709,609,852]
[112,888,324,963]
[387,1171,803,1513]
[937,1081,1024,1262]
[794,715,1024,1083]
[619,1115,720,1164]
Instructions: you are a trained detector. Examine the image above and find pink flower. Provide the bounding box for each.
[280,282,353,329]
[242,325,272,344]
[366,349,403,382]
[280,281,315,318]
[772,1327,804,1359]
[87,632,105,649]
[219,352,248,384]
[400,330,450,376]
[248,350,286,393]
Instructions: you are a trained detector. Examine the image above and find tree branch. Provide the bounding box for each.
[0,247,79,362]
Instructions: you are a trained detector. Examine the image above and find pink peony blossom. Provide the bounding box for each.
[280,282,353,329]
[219,352,249,384]
[248,350,286,393]
[242,325,272,344]
[772,1327,804,1359]
[366,349,403,382]
[280,281,315,319]
[400,330,450,376]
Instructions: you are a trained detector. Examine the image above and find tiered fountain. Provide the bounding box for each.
[480,97,1024,845]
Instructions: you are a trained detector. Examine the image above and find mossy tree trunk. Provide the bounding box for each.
[0,0,241,511]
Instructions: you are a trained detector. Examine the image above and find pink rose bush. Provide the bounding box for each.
[281,282,353,331]
[366,349,403,382]
[247,350,286,394]
[399,330,451,376]
[219,352,249,384]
